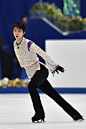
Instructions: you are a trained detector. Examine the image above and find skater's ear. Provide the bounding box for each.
[23,31,26,36]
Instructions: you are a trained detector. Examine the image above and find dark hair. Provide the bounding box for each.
[13,22,26,32]
[22,15,28,19]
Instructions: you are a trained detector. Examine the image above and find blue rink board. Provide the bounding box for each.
[0,87,86,94]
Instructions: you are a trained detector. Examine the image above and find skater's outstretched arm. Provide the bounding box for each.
[28,41,65,75]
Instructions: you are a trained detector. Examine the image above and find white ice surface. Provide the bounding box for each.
[0,94,86,129]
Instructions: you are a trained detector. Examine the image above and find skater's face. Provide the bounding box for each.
[13,27,25,42]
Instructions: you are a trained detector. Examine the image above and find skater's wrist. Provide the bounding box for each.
[52,65,59,74]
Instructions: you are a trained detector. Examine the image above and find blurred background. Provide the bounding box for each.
[0,0,86,93]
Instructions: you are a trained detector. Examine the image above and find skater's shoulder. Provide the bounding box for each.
[23,37,31,43]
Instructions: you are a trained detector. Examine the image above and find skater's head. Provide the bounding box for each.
[13,22,26,41]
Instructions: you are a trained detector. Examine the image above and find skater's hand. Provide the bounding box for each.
[56,65,65,74]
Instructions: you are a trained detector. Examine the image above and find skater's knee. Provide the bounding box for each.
[28,83,36,92]
[28,84,32,91]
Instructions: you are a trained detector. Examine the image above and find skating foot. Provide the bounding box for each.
[32,118,45,123]
[31,113,45,123]
[73,115,84,122]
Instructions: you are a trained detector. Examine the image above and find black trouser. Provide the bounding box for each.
[28,63,81,118]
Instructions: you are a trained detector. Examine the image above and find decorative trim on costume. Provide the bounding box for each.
[16,38,23,49]
[52,65,59,74]
[28,41,33,51]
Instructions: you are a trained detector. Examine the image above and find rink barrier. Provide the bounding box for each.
[0,88,86,94]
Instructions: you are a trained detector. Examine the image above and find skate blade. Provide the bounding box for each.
[77,118,85,122]
[74,118,85,122]
[33,119,45,123]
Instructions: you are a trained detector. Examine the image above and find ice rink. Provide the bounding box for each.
[0,93,86,129]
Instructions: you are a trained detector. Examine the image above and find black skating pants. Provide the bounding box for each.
[28,63,81,119]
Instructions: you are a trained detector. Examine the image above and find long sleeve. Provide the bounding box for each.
[29,42,58,74]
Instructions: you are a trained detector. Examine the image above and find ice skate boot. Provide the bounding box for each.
[32,113,45,123]
[73,114,84,122]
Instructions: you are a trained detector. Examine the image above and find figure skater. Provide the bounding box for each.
[13,22,84,123]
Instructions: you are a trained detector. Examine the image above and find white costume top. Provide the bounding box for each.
[14,37,58,79]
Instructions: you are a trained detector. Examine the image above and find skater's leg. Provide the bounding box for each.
[38,79,83,121]
[28,71,45,115]
[28,64,49,122]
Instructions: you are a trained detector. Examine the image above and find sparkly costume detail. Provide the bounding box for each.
[14,37,58,79]
[29,42,57,74]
